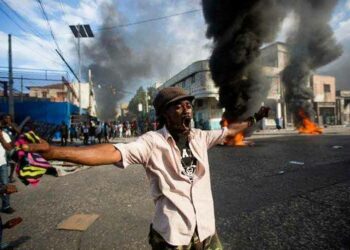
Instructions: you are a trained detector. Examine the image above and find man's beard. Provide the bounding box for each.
[167,116,192,135]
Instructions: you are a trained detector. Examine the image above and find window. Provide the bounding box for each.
[42,91,47,98]
[197,99,203,107]
[324,84,331,93]
[191,74,196,83]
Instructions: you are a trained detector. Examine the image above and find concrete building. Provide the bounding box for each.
[260,42,338,127]
[259,42,289,127]
[311,75,336,125]
[71,82,97,117]
[26,81,97,117]
[27,83,78,105]
[336,90,350,125]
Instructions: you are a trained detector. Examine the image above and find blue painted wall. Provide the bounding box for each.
[0,101,79,126]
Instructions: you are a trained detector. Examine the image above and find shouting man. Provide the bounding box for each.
[25,87,268,249]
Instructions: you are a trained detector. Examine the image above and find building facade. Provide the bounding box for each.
[260,42,295,127]
[160,42,340,130]
[71,82,97,117]
[336,90,350,125]
[27,83,79,105]
[311,75,336,125]
[260,42,337,127]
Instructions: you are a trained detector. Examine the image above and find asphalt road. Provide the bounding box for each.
[3,129,350,249]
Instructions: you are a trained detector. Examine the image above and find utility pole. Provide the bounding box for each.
[69,24,94,115]
[8,34,14,117]
[20,76,23,102]
[78,30,81,115]
[145,90,149,114]
[88,69,92,115]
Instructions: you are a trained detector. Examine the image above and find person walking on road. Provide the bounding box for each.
[1,114,20,184]
[59,121,68,146]
[69,125,77,143]
[0,183,22,249]
[22,87,269,249]
[0,123,15,214]
[82,123,89,145]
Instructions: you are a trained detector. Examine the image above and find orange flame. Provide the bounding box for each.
[232,132,246,146]
[298,110,323,135]
[221,118,252,146]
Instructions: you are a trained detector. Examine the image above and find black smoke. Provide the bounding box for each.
[81,1,206,120]
[83,2,152,120]
[282,0,342,126]
[202,0,288,121]
[202,0,342,125]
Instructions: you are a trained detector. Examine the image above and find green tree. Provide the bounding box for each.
[128,86,157,117]
[128,87,146,116]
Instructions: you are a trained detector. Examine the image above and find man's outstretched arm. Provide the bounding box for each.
[25,142,121,166]
[225,106,270,138]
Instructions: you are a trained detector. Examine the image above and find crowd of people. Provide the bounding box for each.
[59,119,159,146]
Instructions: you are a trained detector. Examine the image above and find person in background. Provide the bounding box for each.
[0,184,22,250]
[131,120,137,136]
[103,122,110,143]
[1,115,20,184]
[82,123,89,145]
[113,123,119,139]
[22,87,269,249]
[95,122,103,144]
[89,121,96,145]
[0,121,15,214]
[69,124,77,143]
[125,121,131,137]
[59,121,68,146]
[118,122,123,138]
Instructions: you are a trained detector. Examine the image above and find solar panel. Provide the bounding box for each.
[69,25,94,38]
[69,25,79,37]
[78,25,88,37]
[84,24,94,37]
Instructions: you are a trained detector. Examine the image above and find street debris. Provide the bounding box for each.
[289,161,305,165]
[50,161,91,177]
[57,213,100,231]
[278,170,285,175]
[332,145,343,149]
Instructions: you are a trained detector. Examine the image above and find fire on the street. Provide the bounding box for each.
[298,110,323,135]
[221,119,253,146]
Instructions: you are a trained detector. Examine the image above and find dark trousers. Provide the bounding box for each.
[148,224,223,250]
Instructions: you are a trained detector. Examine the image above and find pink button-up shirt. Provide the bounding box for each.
[114,126,227,246]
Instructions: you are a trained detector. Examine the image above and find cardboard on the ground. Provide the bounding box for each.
[57,214,100,231]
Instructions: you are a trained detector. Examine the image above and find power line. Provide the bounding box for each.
[6,8,202,37]
[0,76,65,82]
[12,36,65,67]
[96,9,201,31]
[0,1,61,61]
[0,66,67,73]
[58,0,79,53]
[0,4,27,32]
[36,0,63,54]
[1,0,47,40]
